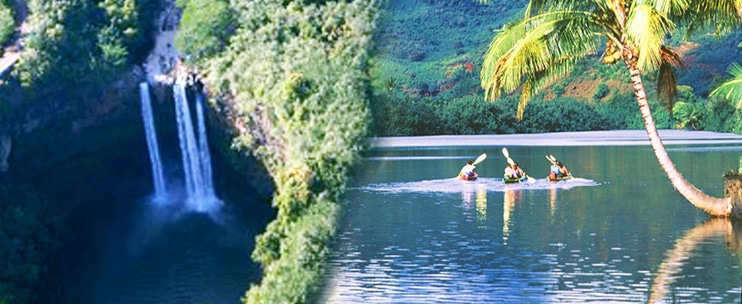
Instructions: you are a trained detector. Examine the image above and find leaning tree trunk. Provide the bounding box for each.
[625,61,732,217]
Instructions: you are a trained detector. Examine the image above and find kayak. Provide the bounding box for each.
[502,175,528,184]
[460,172,478,181]
[548,174,573,182]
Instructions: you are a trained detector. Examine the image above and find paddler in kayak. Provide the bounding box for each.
[504,162,525,179]
[459,160,478,180]
[546,155,571,180]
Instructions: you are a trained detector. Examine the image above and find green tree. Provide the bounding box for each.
[174,0,235,63]
[480,0,741,217]
[0,3,12,48]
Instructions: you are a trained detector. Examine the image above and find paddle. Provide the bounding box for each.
[547,155,573,179]
[456,153,486,178]
[473,153,487,166]
[502,148,515,165]
[503,148,534,182]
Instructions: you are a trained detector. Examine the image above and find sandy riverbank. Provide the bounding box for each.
[368,130,742,148]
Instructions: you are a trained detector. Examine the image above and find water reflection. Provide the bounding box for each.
[462,188,488,229]
[323,144,742,303]
[649,218,742,303]
[549,185,557,219]
[503,187,521,245]
[475,190,487,228]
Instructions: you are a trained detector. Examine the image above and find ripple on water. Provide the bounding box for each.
[355,177,600,194]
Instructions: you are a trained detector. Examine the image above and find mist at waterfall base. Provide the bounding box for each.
[52,82,272,304]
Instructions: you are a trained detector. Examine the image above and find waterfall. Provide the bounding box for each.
[139,82,167,201]
[173,80,219,211]
[195,92,215,196]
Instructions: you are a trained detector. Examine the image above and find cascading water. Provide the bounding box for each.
[173,79,220,212]
[195,92,215,196]
[139,82,167,202]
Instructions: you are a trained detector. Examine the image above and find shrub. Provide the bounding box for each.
[14,0,158,89]
[0,3,12,47]
[517,97,606,133]
[175,0,235,64]
[593,83,609,101]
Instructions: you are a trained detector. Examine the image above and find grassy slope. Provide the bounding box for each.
[372,0,742,104]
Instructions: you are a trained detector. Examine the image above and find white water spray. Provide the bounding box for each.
[139,82,167,201]
[195,92,215,196]
[173,79,219,212]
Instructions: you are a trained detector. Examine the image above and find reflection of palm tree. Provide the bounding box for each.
[503,187,521,245]
[480,0,740,217]
[648,218,741,303]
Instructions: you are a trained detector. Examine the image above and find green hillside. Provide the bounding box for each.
[369,0,742,136]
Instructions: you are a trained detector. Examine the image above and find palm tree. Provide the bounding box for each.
[711,62,742,108]
[479,0,742,217]
[711,63,742,177]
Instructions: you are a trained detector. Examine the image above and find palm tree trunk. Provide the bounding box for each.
[625,63,732,217]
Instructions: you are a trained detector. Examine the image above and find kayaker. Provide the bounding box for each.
[549,161,561,177]
[460,160,476,178]
[556,161,570,176]
[505,163,524,179]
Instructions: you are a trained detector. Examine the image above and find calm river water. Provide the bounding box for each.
[319,131,742,303]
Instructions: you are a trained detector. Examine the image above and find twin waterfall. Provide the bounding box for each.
[139,81,219,212]
[139,83,167,202]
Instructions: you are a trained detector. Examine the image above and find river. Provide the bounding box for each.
[319,130,742,303]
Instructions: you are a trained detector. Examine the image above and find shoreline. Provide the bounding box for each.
[368,130,742,148]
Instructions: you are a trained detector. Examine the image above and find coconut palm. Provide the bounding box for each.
[480,0,742,217]
[710,63,742,176]
[711,62,742,108]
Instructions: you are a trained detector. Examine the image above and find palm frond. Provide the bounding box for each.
[710,62,742,108]
[481,11,601,103]
[516,55,580,119]
[626,4,674,71]
[651,0,690,17]
[656,45,685,116]
[673,0,742,37]
[656,61,679,116]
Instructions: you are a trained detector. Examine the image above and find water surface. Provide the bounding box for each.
[320,132,742,303]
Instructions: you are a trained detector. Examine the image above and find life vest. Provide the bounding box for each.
[550,165,560,174]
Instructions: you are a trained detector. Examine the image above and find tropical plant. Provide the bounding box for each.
[0,3,12,48]
[174,0,235,64]
[201,0,380,302]
[711,62,742,108]
[479,0,741,217]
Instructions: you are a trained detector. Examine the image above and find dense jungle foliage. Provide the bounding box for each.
[11,0,159,93]
[0,1,12,47]
[175,0,381,302]
[0,185,61,304]
[369,0,742,136]
[0,0,161,301]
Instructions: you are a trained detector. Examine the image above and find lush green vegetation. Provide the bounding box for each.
[2,0,742,301]
[178,0,381,302]
[368,0,742,136]
[13,0,159,91]
[0,184,61,304]
[0,1,12,48]
[174,0,235,65]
